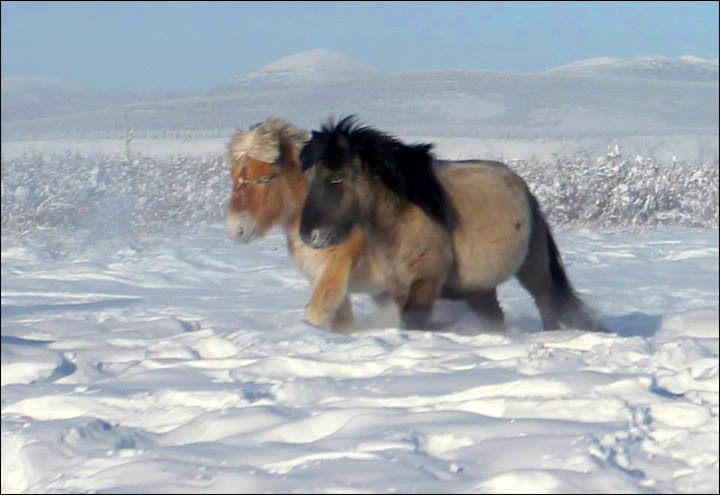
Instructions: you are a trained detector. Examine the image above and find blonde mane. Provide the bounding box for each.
[227,117,308,167]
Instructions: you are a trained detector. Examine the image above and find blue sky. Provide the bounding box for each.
[1,1,718,92]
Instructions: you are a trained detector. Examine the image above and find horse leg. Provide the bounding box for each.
[329,296,355,333]
[372,291,392,306]
[305,254,353,328]
[517,276,561,331]
[400,278,441,330]
[465,289,506,330]
[305,279,346,327]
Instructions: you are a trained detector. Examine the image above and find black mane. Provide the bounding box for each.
[300,116,458,231]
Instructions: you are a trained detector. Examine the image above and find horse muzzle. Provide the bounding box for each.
[226,212,257,244]
[301,228,334,249]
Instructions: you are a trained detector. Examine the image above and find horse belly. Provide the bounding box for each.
[441,163,532,291]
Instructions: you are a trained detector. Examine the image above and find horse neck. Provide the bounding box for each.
[366,188,406,245]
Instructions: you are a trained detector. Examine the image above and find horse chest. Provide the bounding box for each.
[346,251,387,295]
[287,235,326,281]
[286,234,386,296]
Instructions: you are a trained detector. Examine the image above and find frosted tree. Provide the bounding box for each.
[124,113,134,164]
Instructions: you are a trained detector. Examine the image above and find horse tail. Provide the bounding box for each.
[544,219,608,332]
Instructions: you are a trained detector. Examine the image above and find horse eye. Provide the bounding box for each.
[258,174,276,184]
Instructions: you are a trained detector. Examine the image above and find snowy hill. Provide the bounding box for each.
[0,76,183,122]
[211,48,382,91]
[3,67,716,143]
[548,55,719,81]
[1,51,717,152]
[0,76,134,122]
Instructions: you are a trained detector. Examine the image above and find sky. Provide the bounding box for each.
[1,1,718,92]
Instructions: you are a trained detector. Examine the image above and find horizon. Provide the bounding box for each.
[2,1,718,92]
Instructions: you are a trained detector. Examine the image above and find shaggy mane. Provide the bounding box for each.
[227,116,307,167]
[300,115,458,230]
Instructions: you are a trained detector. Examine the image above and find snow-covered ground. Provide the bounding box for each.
[2,224,718,493]
[1,137,718,493]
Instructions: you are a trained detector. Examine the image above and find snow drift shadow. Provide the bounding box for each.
[604,311,663,337]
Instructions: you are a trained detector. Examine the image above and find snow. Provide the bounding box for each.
[249,48,381,78]
[549,57,623,69]
[0,149,717,493]
[2,148,716,239]
[0,137,229,160]
[3,133,719,165]
[550,55,719,71]
[548,55,719,81]
[0,76,167,123]
[1,223,718,493]
[224,48,383,88]
[679,55,719,66]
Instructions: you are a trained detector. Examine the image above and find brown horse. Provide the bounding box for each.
[226,117,387,332]
[300,116,607,332]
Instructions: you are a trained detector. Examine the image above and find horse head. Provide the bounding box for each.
[299,115,457,249]
[226,117,307,243]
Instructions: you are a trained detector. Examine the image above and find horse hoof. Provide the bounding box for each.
[330,319,355,333]
[304,303,331,327]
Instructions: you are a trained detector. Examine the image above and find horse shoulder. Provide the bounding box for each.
[389,204,454,281]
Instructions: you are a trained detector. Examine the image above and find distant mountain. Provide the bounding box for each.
[1,52,717,143]
[1,76,122,122]
[548,55,719,81]
[210,48,382,92]
[1,76,186,122]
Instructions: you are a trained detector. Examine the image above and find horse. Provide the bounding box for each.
[226,117,388,332]
[299,115,607,332]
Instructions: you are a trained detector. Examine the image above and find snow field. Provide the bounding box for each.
[2,227,718,493]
